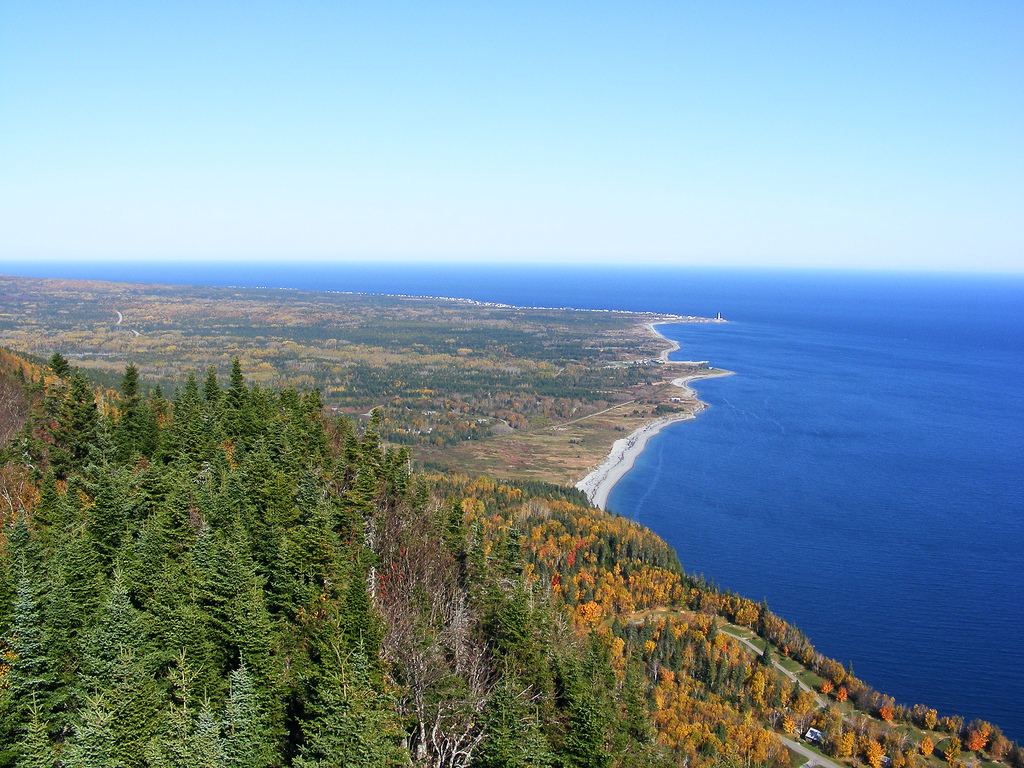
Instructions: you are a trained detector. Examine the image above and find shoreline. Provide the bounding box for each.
[646,322,680,362]
[576,324,732,510]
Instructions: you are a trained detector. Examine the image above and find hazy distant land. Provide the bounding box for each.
[0,274,722,483]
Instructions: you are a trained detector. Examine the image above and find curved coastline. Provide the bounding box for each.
[647,322,680,362]
[576,323,730,510]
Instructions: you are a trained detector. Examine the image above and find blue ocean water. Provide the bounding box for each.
[608,280,1024,741]
[3,261,1022,739]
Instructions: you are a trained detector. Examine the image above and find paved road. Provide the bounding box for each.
[782,736,845,768]
[724,629,824,702]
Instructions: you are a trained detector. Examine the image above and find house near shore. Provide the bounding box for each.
[804,728,824,745]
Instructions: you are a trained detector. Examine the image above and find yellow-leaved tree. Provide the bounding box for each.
[921,736,934,756]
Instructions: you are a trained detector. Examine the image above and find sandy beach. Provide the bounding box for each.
[647,322,680,362]
[576,324,731,510]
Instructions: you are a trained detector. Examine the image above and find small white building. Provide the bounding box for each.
[804,728,824,745]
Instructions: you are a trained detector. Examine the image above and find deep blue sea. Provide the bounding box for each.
[3,261,1022,739]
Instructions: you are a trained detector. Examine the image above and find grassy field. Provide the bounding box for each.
[419,371,726,486]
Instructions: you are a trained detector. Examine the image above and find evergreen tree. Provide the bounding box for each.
[48,353,71,380]
[473,674,554,768]
[621,661,652,744]
[60,371,100,475]
[30,475,60,538]
[81,570,143,687]
[341,568,383,661]
[15,704,54,768]
[6,517,42,581]
[158,373,207,465]
[223,359,252,443]
[145,652,225,768]
[1,577,54,767]
[556,651,611,768]
[103,647,164,768]
[62,693,122,768]
[203,366,221,405]
[222,664,268,768]
[756,598,770,638]
[87,470,131,567]
[114,364,143,462]
[41,568,82,732]
[57,528,105,619]
[230,579,279,705]
[295,650,407,768]
[136,391,164,458]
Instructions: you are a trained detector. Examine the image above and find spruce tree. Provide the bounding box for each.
[15,704,54,768]
[81,570,143,688]
[621,661,652,744]
[223,358,252,443]
[473,673,554,768]
[295,650,407,768]
[31,475,60,538]
[158,373,206,465]
[145,651,224,768]
[1,577,55,759]
[104,647,163,768]
[136,391,163,459]
[230,578,279,702]
[556,652,611,768]
[87,470,131,567]
[48,353,71,379]
[114,364,142,462]
[42,568,82,730]
[62,693,123,768]
[61,371,100,475]
[341,568,383,662]
[56,529,105,619]
[222,664,269,768]
[203,366,221,405]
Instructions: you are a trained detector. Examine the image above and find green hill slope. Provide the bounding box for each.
[0,354,1018,768]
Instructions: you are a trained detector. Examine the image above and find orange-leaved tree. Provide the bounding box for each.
[878,696,895,723]
[965,721,991,752]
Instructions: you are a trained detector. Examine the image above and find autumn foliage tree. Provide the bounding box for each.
[946,737,962,763]
[965,722,991,753]
[837,732,855,759]
[879,697,896,723]
[864,739,885,768]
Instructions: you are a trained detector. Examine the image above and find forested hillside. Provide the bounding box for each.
[0,352,1018,768]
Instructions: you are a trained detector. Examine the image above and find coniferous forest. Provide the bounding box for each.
[0,351,1020,768]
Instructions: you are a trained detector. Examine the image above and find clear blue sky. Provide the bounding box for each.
[1,2,1021,271]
